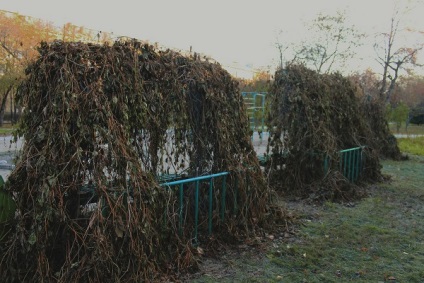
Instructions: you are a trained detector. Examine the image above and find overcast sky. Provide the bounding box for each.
[1,0,424,78]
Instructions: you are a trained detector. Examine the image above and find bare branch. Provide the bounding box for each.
[286,11,363,73]
[0,41,19,60]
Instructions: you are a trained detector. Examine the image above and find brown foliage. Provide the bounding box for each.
[266,65,385,200]
[359,97,403,160]
[0,40,268,282]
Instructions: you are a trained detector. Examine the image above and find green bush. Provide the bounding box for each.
[388,102,409,132]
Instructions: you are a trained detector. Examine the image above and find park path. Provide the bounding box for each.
[393,133,424,138]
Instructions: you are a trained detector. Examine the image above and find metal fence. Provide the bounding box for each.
[338,146,365,182]
[160,172,231,242]
[241,92,267,135]
[261,146,365,183]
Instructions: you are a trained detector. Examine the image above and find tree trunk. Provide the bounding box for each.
[0,85,13,127]
[379,17,396,103]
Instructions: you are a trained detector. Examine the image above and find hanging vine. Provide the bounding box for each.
[267,65,383,200]
[0,40,268,282]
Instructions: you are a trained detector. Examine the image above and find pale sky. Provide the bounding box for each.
[1,0,424,78]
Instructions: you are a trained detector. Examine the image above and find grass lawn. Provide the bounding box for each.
[0,124,15,136]
[187,153,424,282]
[398,136,424,156]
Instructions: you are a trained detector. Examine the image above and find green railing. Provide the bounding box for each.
[338,146,365,182]
[242,92,267,135]
[0,170,235,244]
[259,146,365,183]
[160,172,231,243]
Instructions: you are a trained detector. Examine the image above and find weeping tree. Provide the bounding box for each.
[359,96,403,160]
[267,65,382,200]
[0,40,268,282]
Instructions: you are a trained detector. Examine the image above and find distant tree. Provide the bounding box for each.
[0,11,56,66]
[274,30,294,70]
[292,11,364,74]
[62,23,113,43]
[396,75,424,108]
[239,70,271,92]
[374,10,423,103]
[349,68,380,99]
[251,70,271,92]
[0,11,114,125]
[0,11,57,125]
[0,75,18,125]
[388,102,409,132]
[238,70,271,133]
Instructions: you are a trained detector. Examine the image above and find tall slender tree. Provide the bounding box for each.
[375,10,423,103]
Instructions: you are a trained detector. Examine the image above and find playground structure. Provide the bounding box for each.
[242,92,267,139]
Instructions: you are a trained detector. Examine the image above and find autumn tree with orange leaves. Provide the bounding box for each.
[0,11,57,125]
[61,22,113,43]
[0,10,114,125]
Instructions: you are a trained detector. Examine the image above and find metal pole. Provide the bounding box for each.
[253,92,257,131]
[208,179,213,235]
[220,175,227,221]
[160,172,229,187]
[261,93,265,134]
[233,176,238,214]
[179,183,184,235]
[194,180,199,243]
